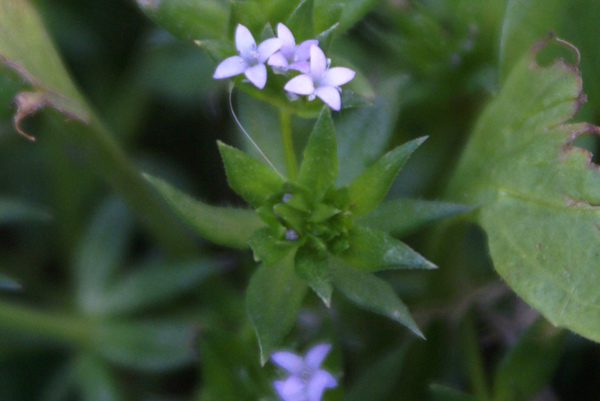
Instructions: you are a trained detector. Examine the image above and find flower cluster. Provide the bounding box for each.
[270,344,337,401]
[213,23,355,111]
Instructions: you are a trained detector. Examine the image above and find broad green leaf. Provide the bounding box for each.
[297,108,337,200]
[313,0,343,36]
[346,344,407,401]
[0,0,88,129]
[492,319,564,401]
[447,38,600,342]
[92,258,222,316]
[331,261,423,337]
[285,0,315,42]
[0,198,51,224]
[0,0,196,255]
[295,246,333,307]
[218,141,285,208]
[76,354,122,401]
[339,225,436,271]
[0,273,21,291]
[93,320,196,371]
[246,252,308,364]
[499,0,564,81]
[429,384,477,401]
[229,1,267,36]
[145,174,264,249]
[336,76,408,185]
[348,137,427,217]
[74,198,136,315]
[358,198,471,237]
[135,0,229,41]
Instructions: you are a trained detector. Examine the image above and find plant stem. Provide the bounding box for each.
[0,300,90,345]
[279,109,297,181]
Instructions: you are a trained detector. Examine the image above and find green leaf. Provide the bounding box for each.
[285,0,315,42]
[93,258,222,316]
[135,0,229,41]
[357,198,471,237]
[74,198,136,315]
[0,0,196,255]
[248,227,297,265]
[295,246,333,307]
[218,141,285,208]
[499,0,564,81]
[246,252,308,365]
[313,0,344,36]
[492,318,565,401]
[348,137,427,217]
[429,384,477,401]
[145,173,264,249]
[314,0,384,33]
[0,198,51,224]
[93,320,196,371]
[339,225,436,271]
[297,108,338,201]
[331,261,423,337]
[447,38,600,342]
[0,273,21,292]
[336,76,408,185]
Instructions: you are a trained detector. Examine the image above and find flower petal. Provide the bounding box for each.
[320,67,355,87]
[244,63,268,89]
[274,378,305,401]
[268,52,289,69]
[304,343,331,369]
[315,86,341,110]
[288,60,311,73]
[284,74,315,95]
[235,24,256,60]
[213,55,248,79]
[258,38,282,63]
[271,351,305,374]
[296,39,319,61]
[277,23,296,57]
[306,370,337,401]
[309,45,327,78]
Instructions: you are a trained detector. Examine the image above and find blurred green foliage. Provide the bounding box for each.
[1,0,600,400]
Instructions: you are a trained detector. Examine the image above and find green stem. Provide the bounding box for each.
[461,315,491,401]
[0,300,90,345]
[279,109,297,181]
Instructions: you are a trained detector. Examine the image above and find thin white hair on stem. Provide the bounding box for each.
[228,83,285,179]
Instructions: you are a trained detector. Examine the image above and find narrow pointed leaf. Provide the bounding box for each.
[331,262,423,338]
[76,354,122,401]
[295,246,333,307]
[447,38,600,342]
[218,141,285,208]
[340,226,436,271]
[298,108,338,200]
[348,137,427,217]
[145,174,264,249]
[93,320,196,371]
[247,252,308,365]
[75,198,136,315]
[358,199,471,237]
[93,258,223,316]
[492,319,565,401]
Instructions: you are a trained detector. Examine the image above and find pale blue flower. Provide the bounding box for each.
[213,24,282,89]
[268,23,318,74]
[283,45,355,111]
[271,344,337,401]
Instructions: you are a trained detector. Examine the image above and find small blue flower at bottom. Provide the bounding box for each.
[270,344,338,401]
